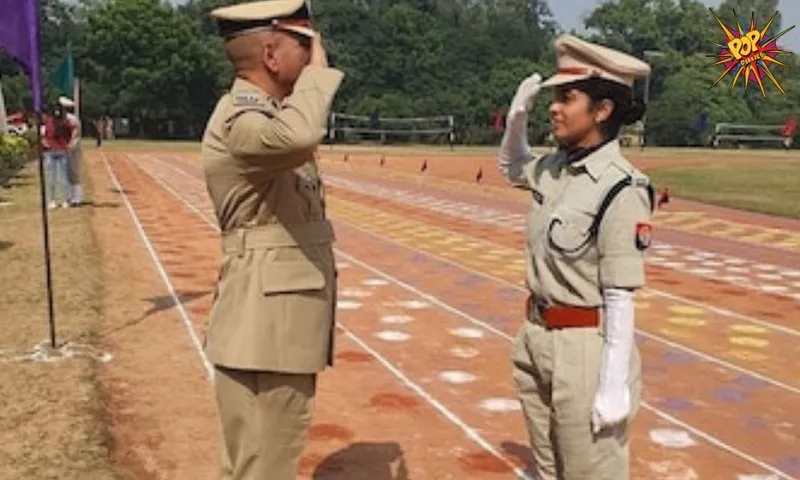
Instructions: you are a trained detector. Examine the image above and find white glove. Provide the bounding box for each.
[498,73,542,184]
[591,288,635,434]
[509,73,543,117]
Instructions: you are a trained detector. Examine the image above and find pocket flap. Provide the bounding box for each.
[261,260,326,294]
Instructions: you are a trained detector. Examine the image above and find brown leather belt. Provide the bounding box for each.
[527,294,600,329]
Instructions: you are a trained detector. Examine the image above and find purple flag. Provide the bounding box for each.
[0,0,43,112]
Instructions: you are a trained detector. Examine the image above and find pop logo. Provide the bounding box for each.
[709,9,795,98]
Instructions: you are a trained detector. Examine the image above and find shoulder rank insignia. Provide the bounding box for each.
[233,92,263,106]
[635,222,652,250]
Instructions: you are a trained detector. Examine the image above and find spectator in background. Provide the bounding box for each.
[59,97,83,205]
[369,109,381,142]
[492,106,505,144]
[782,115,796,151]
[42,104,75,209]
[94,118,103,147]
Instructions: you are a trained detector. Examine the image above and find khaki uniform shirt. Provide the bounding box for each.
[201,66,344,373]
[500,140,652,309]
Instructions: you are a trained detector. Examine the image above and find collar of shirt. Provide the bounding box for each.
[560,138,620,182]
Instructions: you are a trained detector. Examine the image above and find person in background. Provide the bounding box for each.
[42,104,75,209]
[59,96,83,205]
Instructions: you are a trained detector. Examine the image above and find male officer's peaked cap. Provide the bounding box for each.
[211,0,315,39]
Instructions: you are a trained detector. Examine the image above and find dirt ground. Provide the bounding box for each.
[0,165,115,480]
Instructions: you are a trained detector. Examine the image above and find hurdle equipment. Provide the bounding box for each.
[711,123,788,148]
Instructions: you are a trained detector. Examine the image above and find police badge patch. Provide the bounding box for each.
[635,222,652,250]
[234,92,262,106]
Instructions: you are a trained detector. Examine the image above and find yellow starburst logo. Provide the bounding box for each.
[709,8,795,98]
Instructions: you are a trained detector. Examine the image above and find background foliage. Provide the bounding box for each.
[0,0,797,144]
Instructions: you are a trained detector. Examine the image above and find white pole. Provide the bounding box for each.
[73,77,80,119]
[0,81,8,134]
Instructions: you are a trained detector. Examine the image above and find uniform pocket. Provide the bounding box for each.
[258,254,334,357]
[260,259,326,294]
[547,204,595,256]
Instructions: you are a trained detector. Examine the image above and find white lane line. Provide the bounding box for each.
[144,154,796,480]
[101,153,214,379]
[340,325,533,480]
[646,288,800,337]
[332,216,800,397]
[338,200,800,336]
[132,155,535,480]
[323,172,800,303]
[151,155,800,393]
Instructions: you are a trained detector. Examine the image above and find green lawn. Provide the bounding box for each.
[647,162,800,218]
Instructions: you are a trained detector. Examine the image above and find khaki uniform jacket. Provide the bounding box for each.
[201,66,344,373]
[499,140,653,309]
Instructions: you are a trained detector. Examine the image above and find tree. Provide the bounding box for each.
[80,0,228,134]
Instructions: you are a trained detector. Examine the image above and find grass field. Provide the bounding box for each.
[0,165,115,480]
[647,162,800,218]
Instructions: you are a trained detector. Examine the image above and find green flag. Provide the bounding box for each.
[50,42,74,97]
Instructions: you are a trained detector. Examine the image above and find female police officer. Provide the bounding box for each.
[497,34,654,480]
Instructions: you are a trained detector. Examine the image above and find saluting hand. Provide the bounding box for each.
[310,33,328,68]
[509,73,542,116]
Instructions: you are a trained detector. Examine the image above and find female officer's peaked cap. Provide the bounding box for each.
[541,34,651,88]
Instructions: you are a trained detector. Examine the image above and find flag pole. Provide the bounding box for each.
[35,111,57,348]
[33,0,57,349]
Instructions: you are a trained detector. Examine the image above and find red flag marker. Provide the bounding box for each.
[420,159,428,172]
[658,187,670,207]
[476,167,483,183]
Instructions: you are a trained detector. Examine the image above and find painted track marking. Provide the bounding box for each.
[139,153,796,480]
[116,154,535,480]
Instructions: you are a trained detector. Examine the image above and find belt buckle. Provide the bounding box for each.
[526,294,549,323]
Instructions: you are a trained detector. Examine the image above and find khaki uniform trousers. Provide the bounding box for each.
[511,319,641,480]
[214,366,317,480]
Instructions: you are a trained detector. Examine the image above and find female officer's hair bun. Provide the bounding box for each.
[621,100,646,125]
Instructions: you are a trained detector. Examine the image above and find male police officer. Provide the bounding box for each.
[201,1,344,478]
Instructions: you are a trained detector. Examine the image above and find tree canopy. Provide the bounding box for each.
[0,0,796,145]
